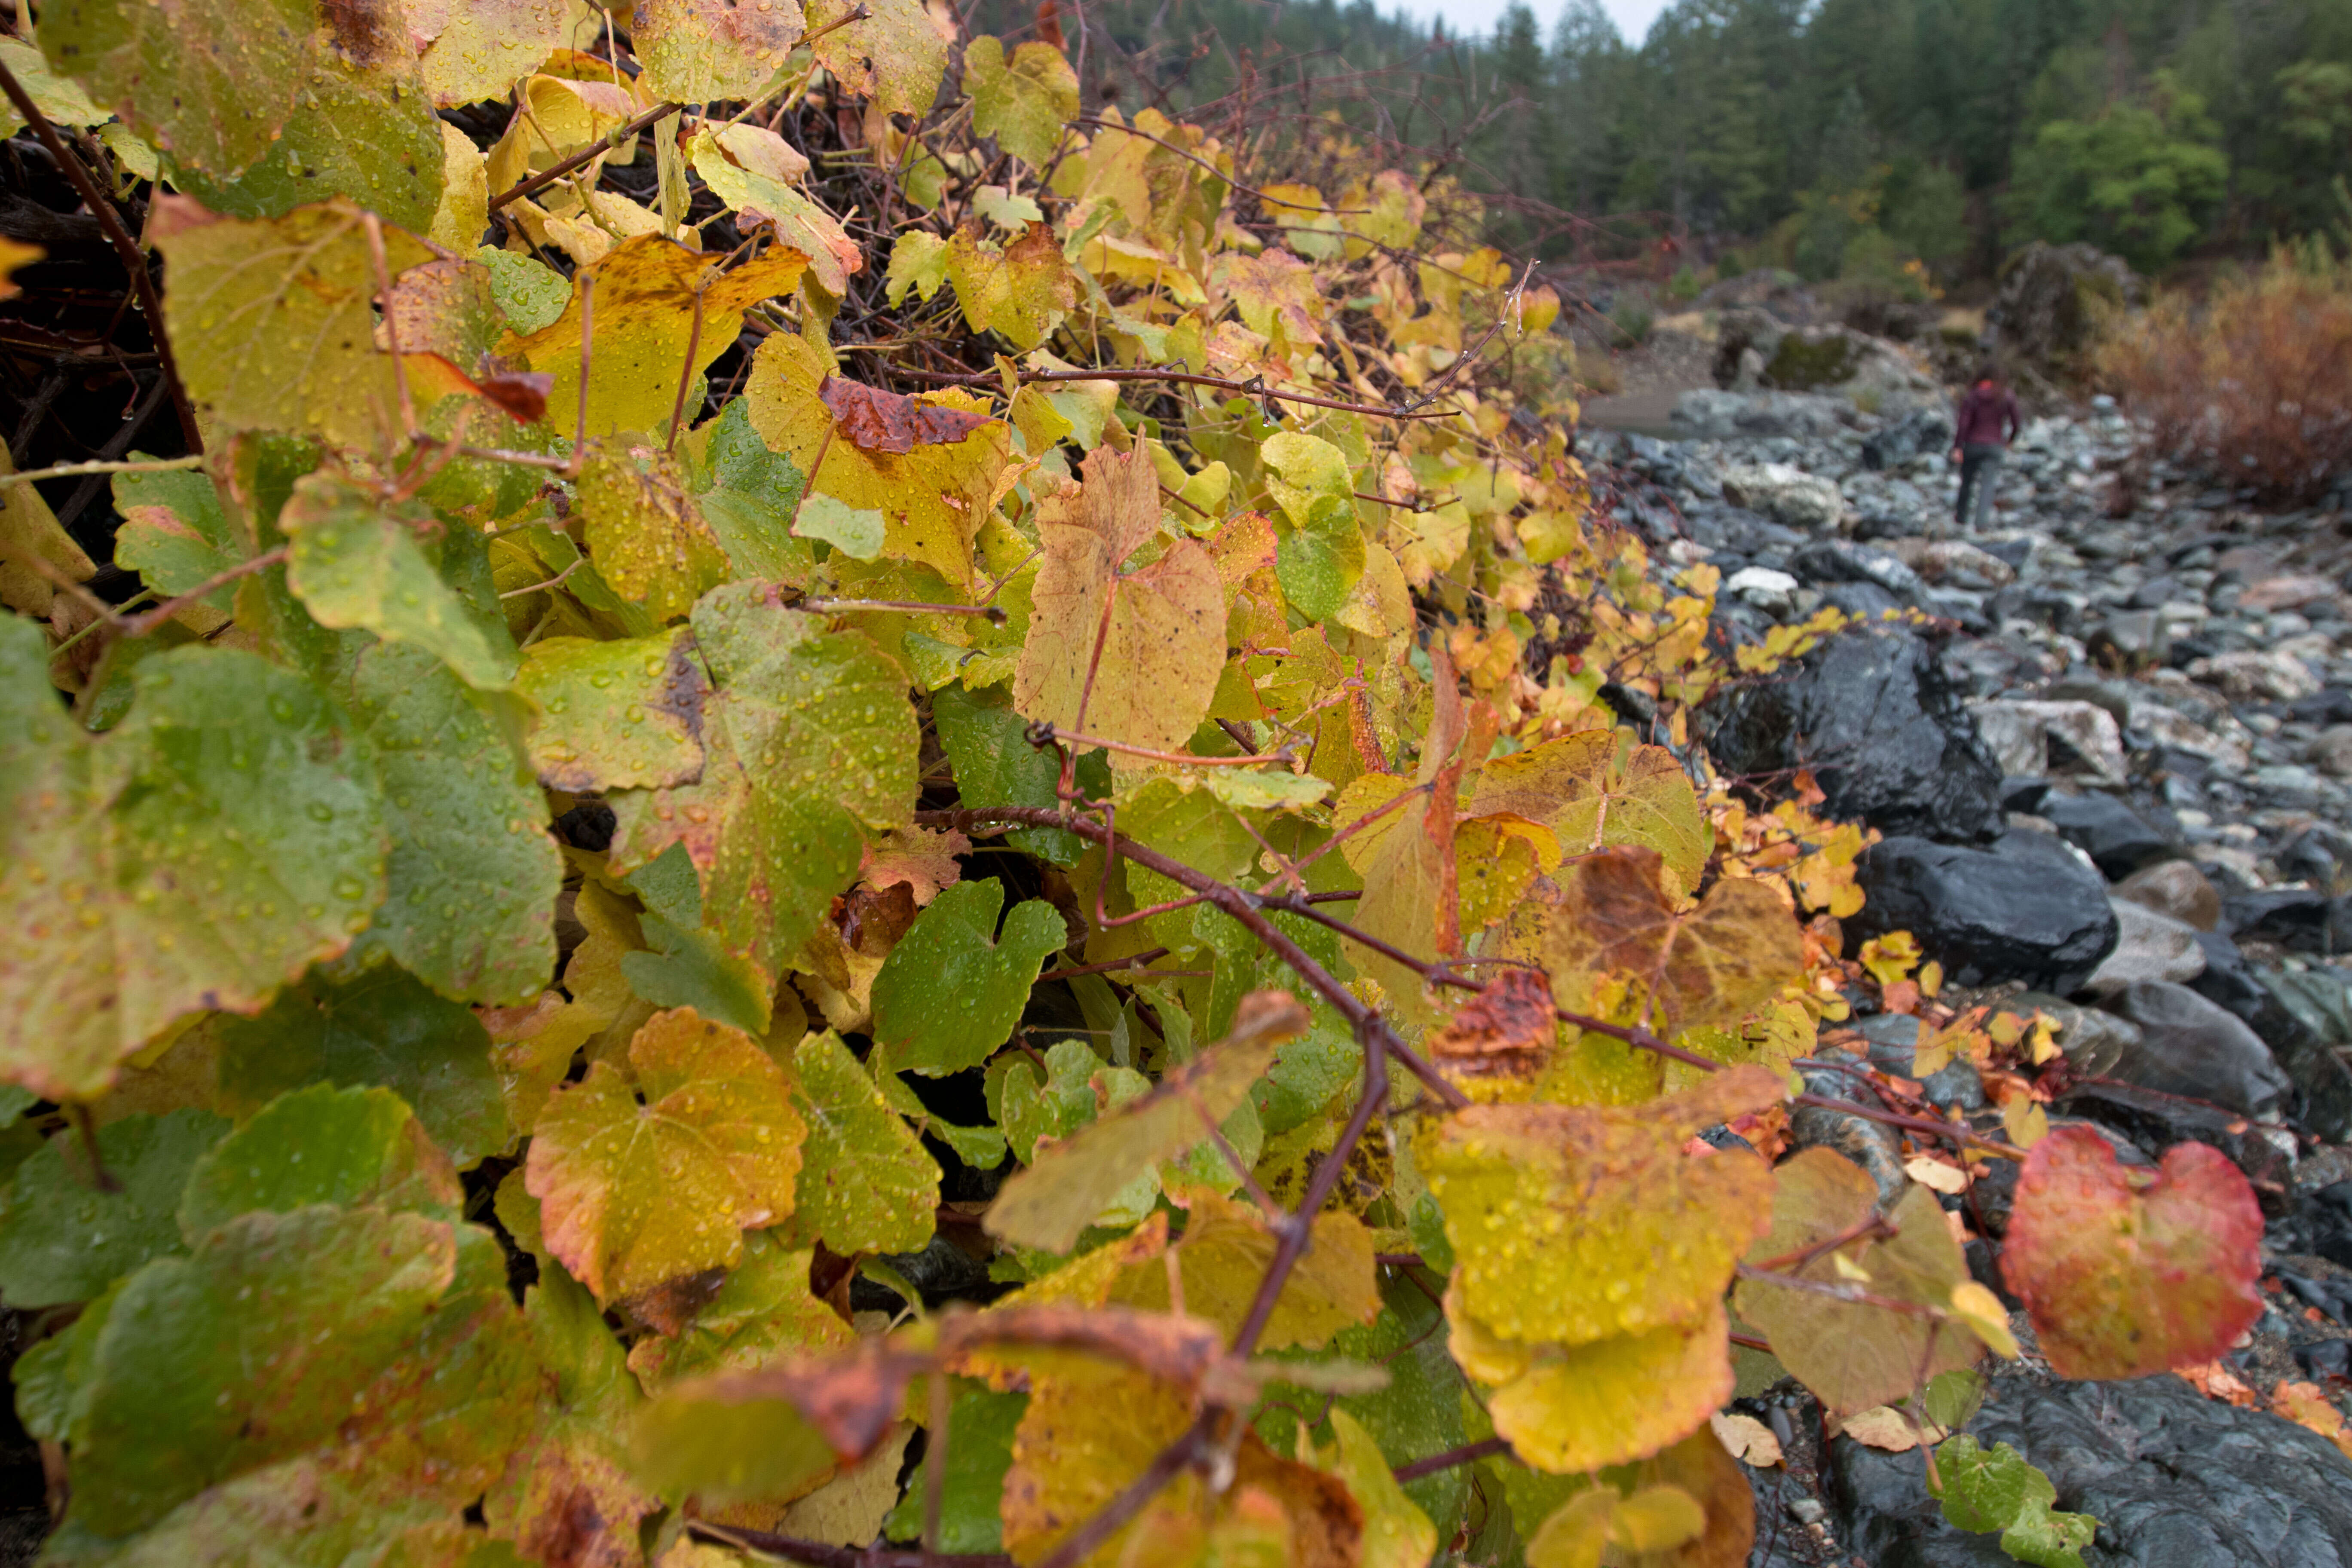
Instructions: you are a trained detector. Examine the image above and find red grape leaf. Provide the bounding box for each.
[2000,1124,2263,1381]
[819,374,993,454]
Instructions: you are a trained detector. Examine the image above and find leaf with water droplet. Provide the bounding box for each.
[525,1008,805,1307]
[1468,729,1711,896]
[0,1108,227,1307]
[40,0,315,177]
[0,623,387,1102]
[786,1031,939,1256]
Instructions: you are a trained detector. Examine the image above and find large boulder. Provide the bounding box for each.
[2038,790,2174,880]
[1993,241,2141,375]
[1702,627,2004,841]
[1847,831,2118,992]
[2101,980,2292,1120]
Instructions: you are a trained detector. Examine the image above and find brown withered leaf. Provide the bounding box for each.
[1428,967,1557,1077]
[1544,845,1803,1037]
[475,371,554,423]
[819,375,994,454]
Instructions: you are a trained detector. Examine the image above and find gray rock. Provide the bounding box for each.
[1832,1373,2352,1568]
[2308,723,2352,779]
[2038,790,2173,880]
[2082,899,2208,995]
[2088,609,2169,671]
[1720,462,1847,531]
[2113,859,2223,931]
[2104,980,2292,1119]
[2191,649,2324,702]
[1793,1070,1908,1207]
[1969,698,2128,783]
[1669,389,1853,441]
[1848,831,2119,993]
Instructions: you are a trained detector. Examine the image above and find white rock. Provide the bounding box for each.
[1718,462,1847,531]
[1969,699,2129,783]
[2187,649,2323,702]
[1725,566,1800,614]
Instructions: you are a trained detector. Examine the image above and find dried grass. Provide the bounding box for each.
[2098,248,2352,503]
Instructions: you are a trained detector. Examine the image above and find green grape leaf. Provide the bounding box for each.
[634,0,807,103]
[632,1337,925,1506]
[1427,1067,1782,1348]
[870,879,1065,1078]
[281,472,519,689]
[805,0,947,117]
[883,1379,1028,1551]
[168,22,446,231]
[625,1231,854,1390]
[930,683,1087,865]
[348,643,560,1005]
[689,125,864,296]
[621,844,775,1036]
[39,0,314,177]
[0,626,387,1102]
[214,962,509,1170]
[790,1032,940,1256]
[111,462,244,613]
[796,492,888,560]
[0,1109,227,1307]
[695,396,808,581]
[524,1008,805,1308]
[177,1084,460,1241]
[607,583,919,992]
[577,442,732,625]
[509,236,808,443]
[153,199,429,450]
[2000,1124,2265,1381]
[0,35,107,134]
[13,1276,120,1446]
[987,992,1309,1253]
[477,245,571,334]
[1929,1436,2097,1568]
[58,1205,536,1552]
[1014,445,1224,753]
[484,1265,662,1568]
[515,628,709,793]
[1469,729,1711,895]
[1733,1151,1981,1415]
[966,37,1079,167]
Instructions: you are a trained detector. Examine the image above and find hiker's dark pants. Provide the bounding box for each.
[1955,444,2003,529]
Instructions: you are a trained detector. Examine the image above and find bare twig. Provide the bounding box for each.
[0,455,205,487]
[1391,1435,1513,1482]
[0,57,200,453]
[490,101,683,212]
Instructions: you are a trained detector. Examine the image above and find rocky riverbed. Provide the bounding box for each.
[1588,389,2352,1565]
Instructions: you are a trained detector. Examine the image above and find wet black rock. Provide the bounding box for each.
[1788,539,1929,606]
[2039,791,2173,880]
[1848,831,2118,992]
[2227,889,2336,952]
[1861,405,1957,471]
[2100,980,2292,1120]
[1831,1373,2352,1568]
[1702,628,2004,841]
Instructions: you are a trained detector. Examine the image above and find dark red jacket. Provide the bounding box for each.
[1954,382,2021,447]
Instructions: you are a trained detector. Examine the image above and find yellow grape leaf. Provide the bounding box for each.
[1455,814,1556,936]
[986,992,1309,1253]
[1013,446,1223,753]
[524,1008,805,1308]
[1470,730,1711,894]
[635,0,807,103]
[0,443,95,617]
[1107,1187,1378,1351]
[1732,1150,1979,1415]
[1003,1363,1363,1568]
[946,222,1078,351]
[1459,1294,1736,1475]
[1425,1067,1782,1347]
[511,236,809,441]
[515,628,709,793]
[413,0,570,106]
[1317,1408,1436,1568]
[576,441,731,622]
[967,37,1079,167]
[153,198,430,451]
[1543,846,1802,1037]
[805,0,949,118]
[744,331,1009,590]
[689,126,863,295]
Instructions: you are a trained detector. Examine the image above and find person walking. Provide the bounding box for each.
[1950,364,2022,532]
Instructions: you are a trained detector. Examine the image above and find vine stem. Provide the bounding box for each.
[1,455,205,487]
[900,364,1459,422]
[918,805,1467,1112]
[0,55,201,452]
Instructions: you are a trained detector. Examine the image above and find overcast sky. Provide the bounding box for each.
[1399,0,1673,45]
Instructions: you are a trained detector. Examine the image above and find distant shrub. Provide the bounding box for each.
[2099,245,2352,502]
[1665,264,1708,303]
[1609,297,1655,345]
